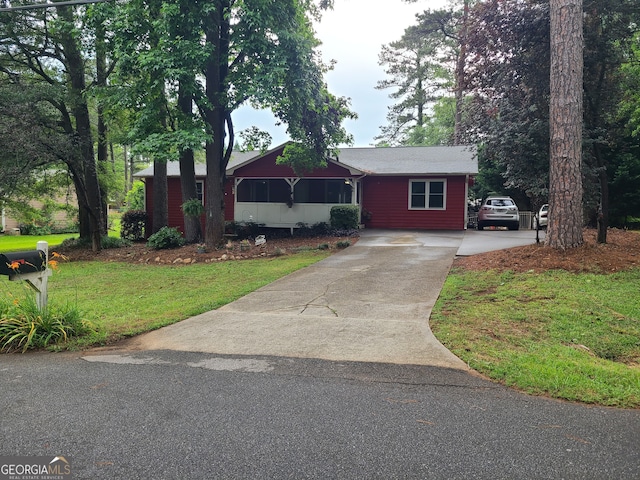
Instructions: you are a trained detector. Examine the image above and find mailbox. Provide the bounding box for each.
[0,250,47,276]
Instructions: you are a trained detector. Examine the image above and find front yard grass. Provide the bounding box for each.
[431,268,640,408]
[0,233,77,251]
[0,251,330,349]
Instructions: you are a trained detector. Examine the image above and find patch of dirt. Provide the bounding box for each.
[454,228,640,274]
[61,235,359,265]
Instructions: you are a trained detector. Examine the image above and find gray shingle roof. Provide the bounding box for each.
[134,150,260,178]
[134,145,477,178]
[334,145,477,175]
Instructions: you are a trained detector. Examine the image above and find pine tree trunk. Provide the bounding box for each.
[546,0,584,250]
[454,0,469,145]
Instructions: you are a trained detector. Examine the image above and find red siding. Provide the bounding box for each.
[145,177,206,234]
[361,176,467,230]
[144,178,154,233]
[224,180,234,221]
[233,150,354,178]
[144,151,469,233]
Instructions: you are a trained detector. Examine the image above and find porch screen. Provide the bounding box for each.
[236,179,290,203]
[293,179,352,204]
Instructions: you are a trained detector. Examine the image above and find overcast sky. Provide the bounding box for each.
[232,0,449,148]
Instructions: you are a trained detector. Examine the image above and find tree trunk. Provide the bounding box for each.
[546,0,584,250]
[204,2,231,248]
[57,4,103,251]
[596,155,609,244]
[454,0,469,145]
[152,160,168,234]
[96,18,108,235]
[178,82,202,244]
[179,148,202,243]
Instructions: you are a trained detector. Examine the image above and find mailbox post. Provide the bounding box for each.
[0,241,53,310]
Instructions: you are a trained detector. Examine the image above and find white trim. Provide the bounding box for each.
[196,180,205,205]
[408,179,447,211]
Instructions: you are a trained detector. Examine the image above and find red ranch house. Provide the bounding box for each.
[134,144,478,233]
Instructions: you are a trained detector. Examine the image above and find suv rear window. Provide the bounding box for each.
[487,199,514,207]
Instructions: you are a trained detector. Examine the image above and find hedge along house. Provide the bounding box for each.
[134,143,477,234]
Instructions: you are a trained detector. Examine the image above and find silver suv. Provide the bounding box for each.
[477,196,520,230]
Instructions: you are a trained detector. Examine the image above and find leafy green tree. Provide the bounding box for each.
[0,85,65,198]
[463,0,550,210]
[114,0,354,247]
[465,0,640,245]
[376,4,469,146]
[0,2,105,250]
[204,0,354,245]
[581,0,640,242]
[612,32,640,226]
[238,127,273,153]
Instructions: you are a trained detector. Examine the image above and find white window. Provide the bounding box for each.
[409,180,446,210]
[196,181,204,204]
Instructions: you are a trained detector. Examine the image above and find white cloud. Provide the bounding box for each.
[232,0,449,147]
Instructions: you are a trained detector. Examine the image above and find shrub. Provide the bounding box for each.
[235,221,262,240]
[330,228,360,238]
[336,240,351,249]
[181,198,205,217]
[19,223,52,235]
[0,295,92,353]
[121,210,147,241]
[58,237,85,249]
[146,226,185,250]
[51,222,79,234]
[59,235,131,250]
[317,243,330,250]
[125,181,145,211]
[330,205,359,229]
[294,222,331,238]
[101,236,132,249]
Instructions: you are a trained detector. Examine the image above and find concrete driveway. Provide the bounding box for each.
[119,229,543,369]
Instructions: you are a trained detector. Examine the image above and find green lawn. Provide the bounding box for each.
[1,251,330,349]
[0,213,122,253]
[0,233,77,252]
[3,232,639,408]
[431,268,640,408]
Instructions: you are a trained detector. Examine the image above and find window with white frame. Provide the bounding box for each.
[409,179,446,210]
[196,181,204,204]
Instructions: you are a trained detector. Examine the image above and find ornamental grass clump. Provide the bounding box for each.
[0,293,92,353]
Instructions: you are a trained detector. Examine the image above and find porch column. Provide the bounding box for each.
[284,178,300,203]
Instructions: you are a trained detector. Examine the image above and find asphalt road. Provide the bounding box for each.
[2,350,639,479]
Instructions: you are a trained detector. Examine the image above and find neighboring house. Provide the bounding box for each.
[134,143,478,233]
[2,199,76,234]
